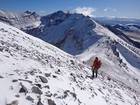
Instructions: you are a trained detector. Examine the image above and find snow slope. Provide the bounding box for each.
[0,22,140,105]
[76,18,140,92]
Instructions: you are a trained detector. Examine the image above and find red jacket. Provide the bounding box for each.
[93,59,102,68]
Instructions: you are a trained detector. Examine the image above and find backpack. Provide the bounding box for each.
[97,60,102,68]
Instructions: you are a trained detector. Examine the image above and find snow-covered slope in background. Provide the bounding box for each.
[95,17,140,45]
[0,10,40,30]
[113,24,140,42]
[0,22,140,105]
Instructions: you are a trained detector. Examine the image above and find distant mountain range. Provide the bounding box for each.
[0,10,140,55]
[95,17,140,46]
[94,17,140,25]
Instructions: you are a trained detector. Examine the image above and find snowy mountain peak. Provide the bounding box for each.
[53,10,66,16]
[24,10,33,14]
[24,10,39,17]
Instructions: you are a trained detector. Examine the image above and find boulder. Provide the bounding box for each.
[32,86,43,95]
[19,84,28,94]
[26,95,34,102]
[39,76,48,83]
[48,99,56,105]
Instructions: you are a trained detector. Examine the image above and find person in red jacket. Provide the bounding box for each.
[91,57,102,78]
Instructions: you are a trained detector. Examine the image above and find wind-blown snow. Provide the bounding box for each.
[0,21,140,105]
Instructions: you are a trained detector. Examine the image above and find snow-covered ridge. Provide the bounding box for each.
[0,22,140,105]
[0,10,41,30]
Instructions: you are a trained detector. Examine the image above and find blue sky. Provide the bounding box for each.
[0,0,140,19]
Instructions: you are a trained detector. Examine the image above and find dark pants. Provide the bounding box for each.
[92,68,98,78]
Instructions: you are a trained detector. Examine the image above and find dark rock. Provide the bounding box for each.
[52,75,57,78]
[50,64,54,68]
[26,96,34,102]
[55,69,61,75]
[15,94,20,98]
[45,73,51,77]
[70,92,77,100]
[35,84,41,88]
[39,76,48,83]
[32,86,43,95]
[53,93,58,97]
[45,91,52,97]
[12,79,18,82]
[0,75,4,78]
[70,60,75,65]
[45,94,52,97]
[37,98,43,105]
[19,84,28,94]
[30,70,35,75]
[9,74,14,76]
[107,77,111,81]
[7,100,19,105]
[48,99,56,105]
[65,90,77,100]
[58,69,61,72]
[44,85,50,89]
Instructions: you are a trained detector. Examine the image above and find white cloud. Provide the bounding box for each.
[38,10,47,15]
[75,7,96,17]
[40,10,45,13]
[104,7,117,12]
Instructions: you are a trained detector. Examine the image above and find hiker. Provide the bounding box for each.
[91,57,102,78]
